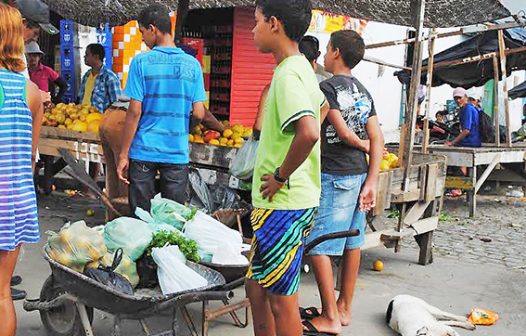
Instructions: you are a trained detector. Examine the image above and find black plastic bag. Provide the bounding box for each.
[84,248,134,295]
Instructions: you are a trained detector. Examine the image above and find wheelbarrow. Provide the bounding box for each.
[24,247,231,336]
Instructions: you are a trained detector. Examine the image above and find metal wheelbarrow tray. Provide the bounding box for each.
[24,247,229,336]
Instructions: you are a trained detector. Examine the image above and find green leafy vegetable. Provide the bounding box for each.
[147,231,200,262]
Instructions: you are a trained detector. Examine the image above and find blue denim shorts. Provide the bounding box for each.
[305,172,367,256]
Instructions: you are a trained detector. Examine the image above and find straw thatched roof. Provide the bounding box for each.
[43,0,511,28]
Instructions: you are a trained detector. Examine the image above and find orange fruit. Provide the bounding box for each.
[373,260,384,272]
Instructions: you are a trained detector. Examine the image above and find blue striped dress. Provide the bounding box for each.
[0,69,39,251]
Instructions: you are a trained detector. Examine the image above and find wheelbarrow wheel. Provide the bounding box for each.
[39,275,94,336]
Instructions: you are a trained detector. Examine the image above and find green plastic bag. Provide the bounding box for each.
[103,217,153,261]
[149,194,197,231]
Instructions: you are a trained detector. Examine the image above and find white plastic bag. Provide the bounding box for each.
[151,246,208,295]
[184,211,245,265]
[229,136,258,180]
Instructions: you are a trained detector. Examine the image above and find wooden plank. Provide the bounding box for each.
[391,190,421,203]
[410,216,438,235]
[40,126,100,142]
[445,176,474,190]
[39,138,103,163]
[422,28,437,154]
[403,201,432,225]
[425,164,438,202]
[415,231,434,265]
[374,172,390,215]
[493,55,501,147]
[498,30,512,147]
[474,154,501,193]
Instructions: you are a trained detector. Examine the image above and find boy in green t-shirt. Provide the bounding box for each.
[246,1,329,335]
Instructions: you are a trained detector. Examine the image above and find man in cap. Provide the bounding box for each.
[17,0,59,40]
[446,87,481,148]
[26,41,67,103]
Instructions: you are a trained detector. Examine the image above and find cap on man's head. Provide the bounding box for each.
[25,41,44,55]
[453,87,467,98]
[17,0,59,35]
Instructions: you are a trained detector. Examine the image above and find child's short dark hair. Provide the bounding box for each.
[299,35,319,62]
[138,4,171,35]
[330,30,365,69]
[255,0,312,42]
[87,44,105,62]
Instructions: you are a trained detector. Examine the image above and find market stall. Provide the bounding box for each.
[387,16,526,217]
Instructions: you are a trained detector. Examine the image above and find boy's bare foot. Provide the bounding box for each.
[337,305,352,326]
[302,315,341,335]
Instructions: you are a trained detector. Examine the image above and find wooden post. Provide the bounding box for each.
[492,55,501,147]
[174,0,190,43]
[422,28,437,154]
[396,0,426,252]
[399,0,426,179]
[497,29,513,147]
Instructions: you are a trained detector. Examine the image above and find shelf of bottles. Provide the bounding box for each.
[182,25,233,116]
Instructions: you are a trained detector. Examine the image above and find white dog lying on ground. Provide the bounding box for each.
[386,295,476,336]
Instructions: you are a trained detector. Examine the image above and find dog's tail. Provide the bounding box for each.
[385,300,394,325]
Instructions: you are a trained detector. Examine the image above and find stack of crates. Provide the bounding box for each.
[112,21,148,88]
[96,23,113,71]
[59,19,77,103]
[112,14,176,88]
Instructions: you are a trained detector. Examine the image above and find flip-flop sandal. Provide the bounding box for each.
[300,306,321,320]
[302,320,338,336]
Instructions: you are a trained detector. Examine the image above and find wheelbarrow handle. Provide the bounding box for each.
[304,230,360,255]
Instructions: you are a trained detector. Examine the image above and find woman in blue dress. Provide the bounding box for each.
[0,4,43,335]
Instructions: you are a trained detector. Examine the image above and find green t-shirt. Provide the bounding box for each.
[252,55,326,210]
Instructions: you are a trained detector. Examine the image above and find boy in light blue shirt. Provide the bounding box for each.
[117,4,206,214]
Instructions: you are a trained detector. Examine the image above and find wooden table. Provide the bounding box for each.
[427,145,526,217]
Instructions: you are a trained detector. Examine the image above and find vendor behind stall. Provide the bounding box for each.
[26,41,67,104]
[78,43,121,113]
[447,87,481,147]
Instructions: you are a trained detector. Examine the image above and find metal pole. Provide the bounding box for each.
[396,0,426,253]
[492,56,501,147]
[422,28,437,154]
[497,29,513,147]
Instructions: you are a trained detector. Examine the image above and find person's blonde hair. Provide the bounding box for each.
[0,3,26,73]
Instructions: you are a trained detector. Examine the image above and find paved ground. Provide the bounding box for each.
[13,193,526,335]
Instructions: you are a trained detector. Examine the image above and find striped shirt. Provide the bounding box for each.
[0,69,39,251]
[124,47,207,164]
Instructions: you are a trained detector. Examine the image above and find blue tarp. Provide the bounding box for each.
[395,27,526,89]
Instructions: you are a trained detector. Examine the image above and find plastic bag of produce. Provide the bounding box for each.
[147,231,200,262]
[229,136,258,180]
[150,194,197,231]
[184,211,245,265]
[47,221,107,272]
[135,207,184,234]
[151,246,208,295]
[104,217,153,261]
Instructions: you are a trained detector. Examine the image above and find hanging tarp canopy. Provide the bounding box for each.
[395,27,526,89]
[509,80,526,100]
[43,0,512,28]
